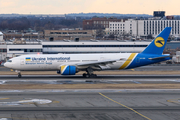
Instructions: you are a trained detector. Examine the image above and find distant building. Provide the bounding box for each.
[3,32,43,40]
[109,19,137,37]
[0,32,6,61]
[166,16,174,20]
[138,20,180,37]
[83,17,124,30]
[0,32,3,42]
[6,43,42,58]
[0,44,6,61]
[109,19,180,38]
[42,41,149,54]
[153,11,165,18]
[44,29,96,41]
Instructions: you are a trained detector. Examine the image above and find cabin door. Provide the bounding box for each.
[20,58,24,65]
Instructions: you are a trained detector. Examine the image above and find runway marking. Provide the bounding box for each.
[52,101,60,103]
[0,98,9,100]
[167,98,180,104]
[99,93,151,120]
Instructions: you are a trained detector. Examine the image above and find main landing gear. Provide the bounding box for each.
[15,70,22,78]
[82,68,97,78]
[83,73,97,78]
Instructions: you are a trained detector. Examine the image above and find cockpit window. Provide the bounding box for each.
[7,60,12,62]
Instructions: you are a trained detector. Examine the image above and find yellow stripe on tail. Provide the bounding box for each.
[119,53,136,69]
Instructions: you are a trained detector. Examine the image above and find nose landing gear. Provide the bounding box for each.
[18,73,22,78]
[15,70,22,78]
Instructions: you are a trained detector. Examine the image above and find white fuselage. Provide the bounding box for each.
[4,53,136,71]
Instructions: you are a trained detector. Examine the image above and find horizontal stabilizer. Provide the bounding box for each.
[149,56,172,60]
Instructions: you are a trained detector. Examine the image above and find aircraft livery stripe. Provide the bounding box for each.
[119,53,136,69]
[61,65,67,74]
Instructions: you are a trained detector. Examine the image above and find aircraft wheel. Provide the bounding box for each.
[83,74,97,78]
[18,73,22,78]
[85,74,90,78]
[83,73,86,78]
[90,74,97,78]
[93,74,97,77]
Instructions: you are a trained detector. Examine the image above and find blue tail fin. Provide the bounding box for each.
[141,27,171,55]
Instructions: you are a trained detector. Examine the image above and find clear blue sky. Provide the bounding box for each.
[0,0,178,15]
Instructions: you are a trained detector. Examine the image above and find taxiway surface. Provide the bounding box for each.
[0,65,180,120]
[0,91,179,120]
[1,75,180,84]
[1,65,180,71]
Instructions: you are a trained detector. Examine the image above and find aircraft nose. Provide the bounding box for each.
[4,62,8,68]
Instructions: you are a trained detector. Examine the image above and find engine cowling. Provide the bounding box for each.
[57,70,61,74]
[60,65,77,75]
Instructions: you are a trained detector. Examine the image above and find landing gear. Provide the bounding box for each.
[82,68,97,78]
[15,70,22,78]
[83,73,87,78]
[82,73,97,78]
[18,73,22,78]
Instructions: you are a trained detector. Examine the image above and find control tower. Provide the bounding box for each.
[153,11,165,18]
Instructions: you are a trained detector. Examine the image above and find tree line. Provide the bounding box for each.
[0,17,83,31]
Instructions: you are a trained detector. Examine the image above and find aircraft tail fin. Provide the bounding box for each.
[141,27,171,55]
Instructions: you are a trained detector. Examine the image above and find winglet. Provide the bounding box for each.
[141,27,171,55]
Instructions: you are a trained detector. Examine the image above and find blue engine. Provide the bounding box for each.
[60,65,76,75]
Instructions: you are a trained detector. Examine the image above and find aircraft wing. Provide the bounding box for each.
[76,58,126,66]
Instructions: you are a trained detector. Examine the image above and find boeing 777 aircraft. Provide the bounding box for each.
[4,27,172,78]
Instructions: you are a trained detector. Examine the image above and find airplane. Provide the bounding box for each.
[4,27,172,78]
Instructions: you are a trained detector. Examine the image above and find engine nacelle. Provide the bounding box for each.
[57,70,61,74]
[60,65,77,75]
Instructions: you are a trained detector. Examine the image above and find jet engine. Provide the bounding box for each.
[60,65,77,75]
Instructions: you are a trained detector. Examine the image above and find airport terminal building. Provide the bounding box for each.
[1,39,180,61]
[42,41,148,54]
